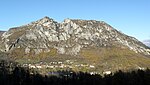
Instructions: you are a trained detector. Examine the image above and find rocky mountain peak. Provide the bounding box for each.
[37,16,54,23]
[63,18,72,23]
[0,17,150,73]
[27,16,57,28]
[0,17,150,56]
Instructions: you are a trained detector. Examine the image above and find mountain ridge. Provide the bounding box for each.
[0,16,150,74]
[1,16,149,55]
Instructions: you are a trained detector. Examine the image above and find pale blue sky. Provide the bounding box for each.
[0,0,150,41]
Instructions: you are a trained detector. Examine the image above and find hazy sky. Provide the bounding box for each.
[0,0,150,41]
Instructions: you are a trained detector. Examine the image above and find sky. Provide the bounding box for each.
[0,0,150,41]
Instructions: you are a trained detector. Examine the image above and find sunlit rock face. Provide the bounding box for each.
[0,16,150,55]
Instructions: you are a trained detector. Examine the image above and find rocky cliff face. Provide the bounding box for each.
[0,16,150,55]
[0,17,150,73]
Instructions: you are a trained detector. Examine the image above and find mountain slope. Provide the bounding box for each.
[0,16,150,73]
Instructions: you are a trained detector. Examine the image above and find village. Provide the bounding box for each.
[21,60,101,75]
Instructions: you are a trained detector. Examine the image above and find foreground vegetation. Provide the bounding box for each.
[0,60,150,85]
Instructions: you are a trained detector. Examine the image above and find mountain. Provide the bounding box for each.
[0,31,5,44]
[143,40,150,47]
[0,16,150,74]
[0,31,5,36]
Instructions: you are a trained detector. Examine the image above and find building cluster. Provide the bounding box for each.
[22,60,95,70]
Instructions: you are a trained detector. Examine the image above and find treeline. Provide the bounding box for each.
[0,60,150,85]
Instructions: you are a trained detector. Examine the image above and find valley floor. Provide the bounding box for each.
[0,60,150,85]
